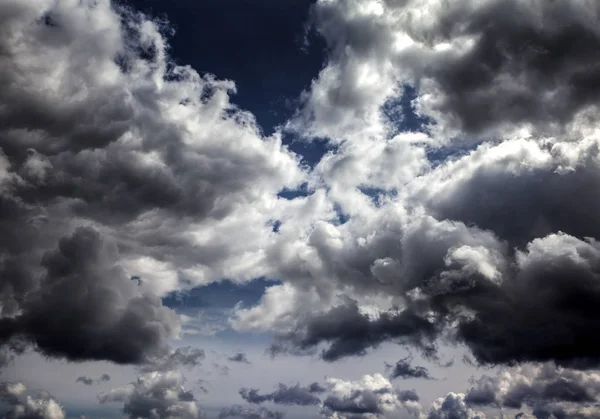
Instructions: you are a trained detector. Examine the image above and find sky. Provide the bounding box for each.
[2,0,600,418]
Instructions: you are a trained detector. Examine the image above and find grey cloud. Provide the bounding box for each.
[76,374,111,386]
[309,382,327,394]
[267,160,600,369]
[218,405,284,419]
[323,391,382,416]
[0,227,179,364]
[0,382,65,419]
[271,298,439,362]
[320,374,421,419]
[99,370,203,419]
[0,0,302,368]
[413,0,600,136]
[427,392,485,419]
[386,357,433,380]
[140,346,205,373]
[228,353,251,364]
[466,364,600,411]
[239,383,323,406]
[75,377,94,386]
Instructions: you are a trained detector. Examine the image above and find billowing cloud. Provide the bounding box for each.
[0,0,304,366]
[99,369,203,419]
[321,373,422,418]
[427,392,485,419]
[465,363,600,417]
[294,0,600,140]
[0,382,65,419]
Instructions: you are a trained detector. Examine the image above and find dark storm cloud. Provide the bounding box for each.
[239,383,324,406]
[415,0,600,135]
[271,222,600,369]
[270,299,438,362]
[386,357,433,380]
[426,147,600,247]
[0,227,178,364]
[218,405,284,419]
[228,352,251,364]
[454,233,600,368]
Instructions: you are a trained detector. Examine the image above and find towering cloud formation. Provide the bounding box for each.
[233,0,600,380]
[4,0,600,417]
[0,0,303,365]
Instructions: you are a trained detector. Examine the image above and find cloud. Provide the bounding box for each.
[218,405,284,419]
[465,363,600,415]
[75,376,94,386]
[239,133,600,372]
[239,383,324,406]
[76,374,111,386]
[0,0,304,366]
[427,392,485,419]
[320,373,422,419]
[140,346,205,373]
[386,357,433,380]
[0,382,65,419]
[295,0,600,141]
[99,369,203,419]
[228,352,251,364]
[0,227,179,364]
[269,298,439,362]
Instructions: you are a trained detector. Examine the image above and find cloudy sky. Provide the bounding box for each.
[2,0,600,418]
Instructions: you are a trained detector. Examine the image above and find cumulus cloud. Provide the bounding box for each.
[321,373,422,418]
[294,0,600,140]
[0,227,179,364]
[0,0,305,367]
[0,382,65,419]
[6,0,600,417]
[242,135,600,371]
[427,392,485,419]
[465,363,600,417]
[99,369,203,419]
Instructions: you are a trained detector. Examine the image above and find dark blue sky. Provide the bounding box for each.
[123,0,327,135]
